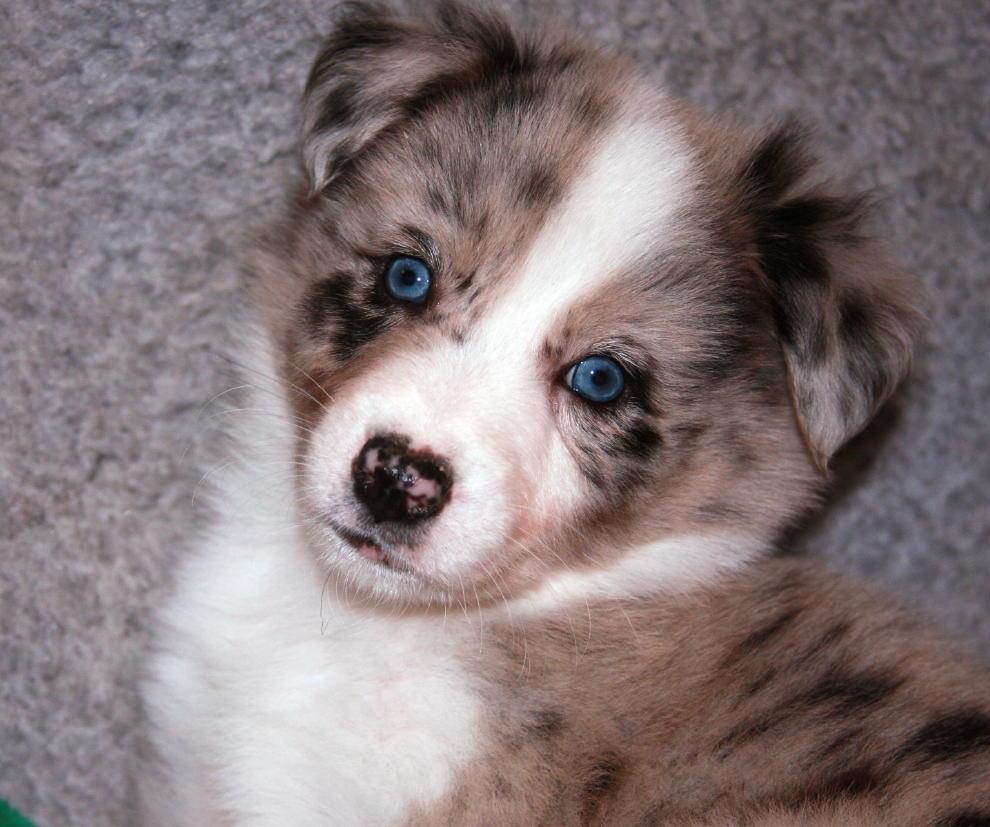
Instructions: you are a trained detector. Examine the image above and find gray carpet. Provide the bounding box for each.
[1,0,987,823]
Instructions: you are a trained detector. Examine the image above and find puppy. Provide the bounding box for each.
[140,3,990,824]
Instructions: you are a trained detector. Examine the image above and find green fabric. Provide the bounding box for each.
[0,801,35,827]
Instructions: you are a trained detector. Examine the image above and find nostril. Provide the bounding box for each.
[351,433,453,524]
[402,456,451,519]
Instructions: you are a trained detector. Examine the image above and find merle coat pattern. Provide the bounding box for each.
[139,3,989,825]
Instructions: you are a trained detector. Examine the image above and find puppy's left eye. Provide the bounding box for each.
[384,256,431,304]
[565,355,626,403]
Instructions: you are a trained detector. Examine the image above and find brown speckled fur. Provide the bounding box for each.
[406,560,990,826]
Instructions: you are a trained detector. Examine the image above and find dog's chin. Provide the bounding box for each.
[310,519,453,605]
[311,517,540,608]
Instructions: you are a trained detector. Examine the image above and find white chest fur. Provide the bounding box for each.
[143,528,481,826]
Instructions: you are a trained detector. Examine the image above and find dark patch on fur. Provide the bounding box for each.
[763,197,851,288]
[576,458,607,489]
[518,164,562,207]
[578,753,625,824]
[741,125,869,368]
[716,664,897,757]
[781,763,884,806]
[760,207,831,355]
[895,709,990,768]
[333,1,402,52]
[481,74,544,123]
[742,667,778,699]
[787,620,854,673]
[803,314,829,367]
[734,668,898,748]
[739,120,808,203]
[770,189,862,248]
[838,293,872,345]
[815,726,864,760]
[312,78,360,135]
[493,771,511,798]
[541,339,564,363]
[818,619,853,649]
[398,15,533,122]
[436,0,533,74]
[426,183,450,216]
[716,714,780,755]
[524,709,566,740]
[799,666,902,716]
[302,274,391,362]
[720,608,802,668]
[614,421,662,459]
[573,86,610,129]
[678,298,762,387]
[936,812,990,827]
[838,291,890,412]
[305,5,404,94]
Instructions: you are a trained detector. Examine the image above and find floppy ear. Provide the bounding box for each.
[740,124,924,469]
[301,1,524,192]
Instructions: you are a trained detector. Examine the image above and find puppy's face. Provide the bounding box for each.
[253,4,919,605]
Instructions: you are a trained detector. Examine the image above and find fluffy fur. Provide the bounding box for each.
[140,3,989,824]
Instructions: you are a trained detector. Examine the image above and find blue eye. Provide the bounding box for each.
[566,355,626,403]
[384,256,431,304]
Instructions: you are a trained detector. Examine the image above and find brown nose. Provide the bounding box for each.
[351,433,453,524]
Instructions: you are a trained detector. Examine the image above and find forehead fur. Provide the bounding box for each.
[302,1,625,193]
[301,9,667,325]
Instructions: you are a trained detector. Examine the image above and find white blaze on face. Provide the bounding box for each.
[304,105,698,581]
[485,115,697,350]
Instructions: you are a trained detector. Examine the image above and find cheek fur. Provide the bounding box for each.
[556,390,665,499]
[302,271,396,364]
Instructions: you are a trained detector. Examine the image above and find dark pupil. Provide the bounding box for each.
[400,268,417,286]
[590,369,609,387]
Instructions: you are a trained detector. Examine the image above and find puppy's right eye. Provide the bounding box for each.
[384,256,432,305]
[565,355,626,403]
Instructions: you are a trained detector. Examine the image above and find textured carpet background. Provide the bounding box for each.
[1,0,988,823]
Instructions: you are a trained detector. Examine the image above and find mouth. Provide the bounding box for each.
[326,520,412,573]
